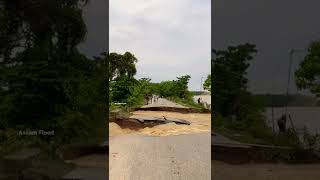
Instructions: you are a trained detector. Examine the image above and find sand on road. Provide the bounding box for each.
[109,109,211,180]
[109,111,211,180]
[109,111,211,137]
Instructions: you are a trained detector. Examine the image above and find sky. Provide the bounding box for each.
[107,0,211,91]
[78,0,108,58]
[213,0,320,94]
[77,0,320,94]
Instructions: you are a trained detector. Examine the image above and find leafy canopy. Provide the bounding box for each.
[212,43,257,118]
[295,41,320,98]
[203,74,211,92]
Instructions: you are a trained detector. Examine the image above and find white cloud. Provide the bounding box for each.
[110,0,211,90]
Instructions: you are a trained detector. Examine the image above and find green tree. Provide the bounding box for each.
[212,45,272,141]
[156,75,191,99]
[110,76,137,103]
[107,51,139,103]
[175,75,191,98]
[127,78,152,107]
[203,74,211,92]
[0,0,107,148]
[212,43,257,118]
[295,42,320,98]
[108,52,137,82]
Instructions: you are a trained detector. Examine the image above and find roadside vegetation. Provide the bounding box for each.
[109,52,210,113]
[212,43,271,142]
[0,1,107,157]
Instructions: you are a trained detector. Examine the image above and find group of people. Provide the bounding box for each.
[145,95,160,105]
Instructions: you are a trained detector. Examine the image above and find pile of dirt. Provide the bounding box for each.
[139,123,208,136]
[109,122,136,137]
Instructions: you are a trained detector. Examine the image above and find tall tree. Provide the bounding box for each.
[175,75,191,98]
[108,52,137,82]
[212,43,257,118]
[107,51,138,102]
[295,41,320,98]
[203,74,211,92]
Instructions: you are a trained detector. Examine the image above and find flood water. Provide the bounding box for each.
[264,107,320,134]
[193,95,211,105]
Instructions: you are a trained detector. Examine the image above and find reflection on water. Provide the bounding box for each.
[265,107,320,134]
[193,95,211,104]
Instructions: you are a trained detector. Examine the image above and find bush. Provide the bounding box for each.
[127,78,152,108]
[302,128,320,152]
[156,75,191,99]
[110,76,137,103]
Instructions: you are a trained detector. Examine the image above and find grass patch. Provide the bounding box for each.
[213,114,302,147]
[169,96,209,111]
[214,124,273,145]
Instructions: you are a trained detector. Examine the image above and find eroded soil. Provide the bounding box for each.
[109,111,211,137]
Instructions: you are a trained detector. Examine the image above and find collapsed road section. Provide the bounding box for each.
[130,115,191,125]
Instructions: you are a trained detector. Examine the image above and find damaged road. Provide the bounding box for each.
[129,115,191,125]
[109,98,211,179]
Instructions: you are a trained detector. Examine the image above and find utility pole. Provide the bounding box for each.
[200,77,204,92]
[285,49,294,117]
[285,48,306,132]
[285,49,306,116]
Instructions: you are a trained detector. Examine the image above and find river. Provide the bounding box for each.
[264,107,320,134]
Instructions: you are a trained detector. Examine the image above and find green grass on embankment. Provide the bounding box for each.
[169,96,209,112]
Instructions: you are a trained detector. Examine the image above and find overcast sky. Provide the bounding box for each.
[78,0,320,94]
[213,0,320,94]
[78,0,108,58]
[107,0,211,91]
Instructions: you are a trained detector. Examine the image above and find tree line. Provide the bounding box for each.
[108,52,203,110]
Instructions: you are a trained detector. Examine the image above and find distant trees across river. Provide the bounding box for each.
[254,94,318,107]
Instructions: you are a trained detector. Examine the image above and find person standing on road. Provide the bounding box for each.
[277,114,287,133]
[197,98,201,104]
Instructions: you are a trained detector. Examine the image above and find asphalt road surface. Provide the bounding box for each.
[142,97,187,108]
[109,133,211,180]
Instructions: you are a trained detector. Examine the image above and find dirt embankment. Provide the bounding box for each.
[109,111,211,137]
